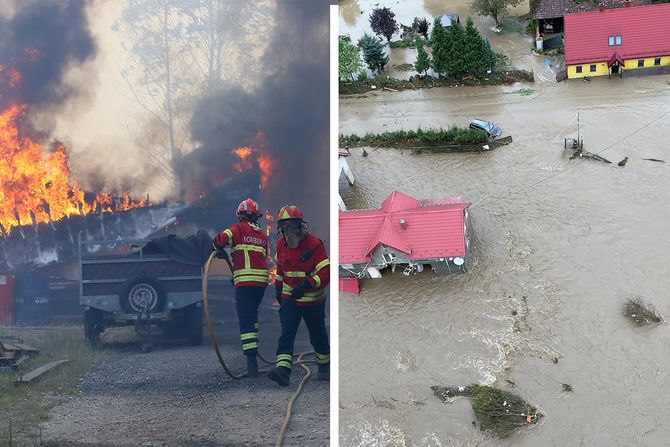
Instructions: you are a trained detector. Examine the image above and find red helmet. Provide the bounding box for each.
[277,205,303,222]
[237,198,261,219]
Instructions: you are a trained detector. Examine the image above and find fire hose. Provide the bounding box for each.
[201,251,316,446]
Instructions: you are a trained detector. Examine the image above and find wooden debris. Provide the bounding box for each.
[570,148,612,164]
[643,158,665,163]
[14,359,69,386]
[382,87,399,92]
[618,156,629,167]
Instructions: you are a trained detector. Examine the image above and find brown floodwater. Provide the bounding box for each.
[338,4,670,443]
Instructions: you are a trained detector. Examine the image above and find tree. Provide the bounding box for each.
[482,38,497,70]
[430,19,449,76]
[369,7,398,41]
[445,22,466,77]
[413,17,429,39]
[414,39,431,75]
[471,0,523,27]
[358,33,389,74]
[339,36,361,80]
[462,17,486,73]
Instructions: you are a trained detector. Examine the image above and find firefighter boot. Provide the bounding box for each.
[268,366,291,387]
[317,363,329,381]
[246,354,258,378]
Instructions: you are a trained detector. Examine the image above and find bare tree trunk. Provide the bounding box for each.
[163,0,182,201]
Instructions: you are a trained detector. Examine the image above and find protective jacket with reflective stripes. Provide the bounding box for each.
[275,234,330,307]
[214,221,269,288]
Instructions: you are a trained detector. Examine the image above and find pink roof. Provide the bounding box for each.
[339,191,470,264]
[564,3,670,65]
[339,278,360,295]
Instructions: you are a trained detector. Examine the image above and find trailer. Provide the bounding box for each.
[79,233,211,350]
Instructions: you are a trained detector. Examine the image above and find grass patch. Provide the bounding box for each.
[666,79,670,85]
[339,71,535,95]
[389,37,430,49]
[339,127,488,148]
[506,88,535,96]
[623,297,663,326]
[0,327,99,445]
[432,384,542,438]
[392,63,414,72]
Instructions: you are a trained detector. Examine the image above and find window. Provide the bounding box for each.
[590,64,597,72]
[608,36,615,46]
[576,65,583,74]
[382,253,396,263]
[615,35,622,45]
[637,59,644,68]
[655,57,662,66]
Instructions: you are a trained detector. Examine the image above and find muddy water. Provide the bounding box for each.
[339,70,670,445]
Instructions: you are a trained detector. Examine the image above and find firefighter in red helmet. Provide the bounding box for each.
[268,205,330,387]
[212,198,268,378]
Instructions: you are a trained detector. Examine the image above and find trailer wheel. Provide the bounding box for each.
[84,309,105,346]
[120,275,166,313]
[184,303,204,346]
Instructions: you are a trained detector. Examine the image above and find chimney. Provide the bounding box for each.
[598,2,605,11]
[399,218,407,229]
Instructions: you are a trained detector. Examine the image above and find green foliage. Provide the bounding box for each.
[471,0,524,27]
[413,17,430,38]
[339,127,488,147]
[432,385,541,438]
[339,37,361,80]
[430,19,449,75]
[415,40,431,75]
[369,7,399,41]
[483,38,497,70]
[358,33,389,74]
[445,22,466,77]
[462,18,487,74]
[389,38,420,48]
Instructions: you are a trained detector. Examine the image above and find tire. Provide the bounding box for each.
[184,303,204,346]
[84,308,105,346]
[119,275,166,314]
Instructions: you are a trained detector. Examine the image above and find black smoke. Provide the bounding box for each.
[186,0,331,236]
[0,0,96,111]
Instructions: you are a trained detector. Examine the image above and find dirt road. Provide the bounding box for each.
[40,284,329,447]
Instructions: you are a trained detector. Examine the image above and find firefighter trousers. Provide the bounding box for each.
[234,285,266,356]
[275,299,330,370]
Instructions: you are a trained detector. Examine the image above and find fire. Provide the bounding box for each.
[0,103,147,234]
[231,132,275,190]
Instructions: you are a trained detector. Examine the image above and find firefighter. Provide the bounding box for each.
[268,205,330,387]
[212,198,269,378]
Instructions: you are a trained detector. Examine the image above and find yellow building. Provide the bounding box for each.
[564,3,670,79]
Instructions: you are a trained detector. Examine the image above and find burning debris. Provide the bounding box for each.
[432,384,542,438]
[623,296,663,326]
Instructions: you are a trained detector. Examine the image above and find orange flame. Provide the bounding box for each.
[0,103,147,234]
[230,132,275,190]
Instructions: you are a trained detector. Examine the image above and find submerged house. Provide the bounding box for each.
[564,3,670,79]
[339,191,472,281]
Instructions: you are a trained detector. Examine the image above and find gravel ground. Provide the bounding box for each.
[40,292,329,447]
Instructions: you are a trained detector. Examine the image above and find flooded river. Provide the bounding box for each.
[338,5,670,442]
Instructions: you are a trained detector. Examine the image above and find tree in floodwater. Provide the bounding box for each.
[339,36,361,80]
[358,33,388,75]
[462,18,487,74]
[414,39,431,75]
[471,0,523,27]
[369,7,398,42]
[413,17,430,39]
[430,19,449,76]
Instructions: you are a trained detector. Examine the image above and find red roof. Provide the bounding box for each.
[564,3,670,65]
[339,191,470,264]
[339,278,360,295]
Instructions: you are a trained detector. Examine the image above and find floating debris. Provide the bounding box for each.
[562,383,573,392]
[643,158,665,163]
[431,384,542,438]
[623,296,663,326]
[617,156,629,167]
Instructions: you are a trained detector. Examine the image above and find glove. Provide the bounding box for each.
[275,286,283,304]
[212,244,228,260]
[289,280,311,300]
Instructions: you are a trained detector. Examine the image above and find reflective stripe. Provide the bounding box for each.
[274,274,283,281]
[314,258,330,272]
[284,271,307,278]
[232,244,267,255]
[234,275,269,284]
[312,275,321,289]
[304,290,325,298]
[315,352,330,364]
[276,360,292,369]
[244,250,250,270]
[240,333,256,341]
[296,296,325,304]
[277,354,292,362]
[233,268,269,276]
[223,229,233,242]
[242,342,258,350]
